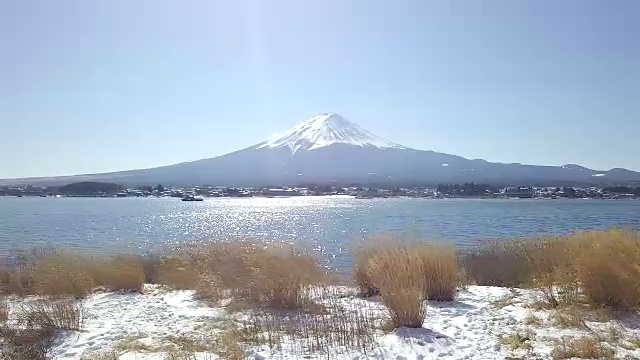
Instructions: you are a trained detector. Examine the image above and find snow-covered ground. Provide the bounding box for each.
[4,285,640,359]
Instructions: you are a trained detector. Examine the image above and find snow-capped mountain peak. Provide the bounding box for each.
[257,113,406,154]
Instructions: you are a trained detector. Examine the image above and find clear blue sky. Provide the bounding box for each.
[1,0,638,178]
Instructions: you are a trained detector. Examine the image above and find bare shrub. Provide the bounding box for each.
[551,336,615,360]
[0,325,56,360]
[19,297,83,331]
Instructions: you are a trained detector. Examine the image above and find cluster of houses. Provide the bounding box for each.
[2,184,639,199]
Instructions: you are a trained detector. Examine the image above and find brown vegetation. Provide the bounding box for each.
[354,242,459,328]
[365,245,427,328]
[464,229,640,310]
[80,350,120,360]
[0,251,146,297]
[242,287,376,355]
[1,297,83,359]
[157,242,327,311]
[551,336,615,360]
[19,297,84,331]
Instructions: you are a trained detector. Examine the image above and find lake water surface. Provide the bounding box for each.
[1,196,639,270]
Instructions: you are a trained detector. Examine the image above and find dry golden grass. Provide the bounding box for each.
[0,251,148,297]
[92,255,145,292]
[366,245,427,328]
[156,256,201,290]
[114,336,153,352]
[354,241,459,328]
[80,350,120,360]
[158,242,327,311]
[462,239,536,287]
[571,230,640,309]
[355,241,459,301]
[549,307,586,329]
[353,243,389,297]
[499,330,535,352]
[465,229,640,310]
[551,336,615,360]
[523,313,542,326]
[415,244,458,301]
[27,252,95,298]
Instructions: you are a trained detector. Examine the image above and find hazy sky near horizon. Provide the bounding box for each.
[1,0,639,178]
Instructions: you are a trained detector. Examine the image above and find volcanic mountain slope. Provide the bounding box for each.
[4,113,640,186]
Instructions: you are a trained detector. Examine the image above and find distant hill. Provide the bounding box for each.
[57,182,124,195]
[3,113,640,187]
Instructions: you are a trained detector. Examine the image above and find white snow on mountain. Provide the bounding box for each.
[257,113,407,154]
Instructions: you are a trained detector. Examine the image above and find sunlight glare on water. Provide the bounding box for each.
[1,196,639,271]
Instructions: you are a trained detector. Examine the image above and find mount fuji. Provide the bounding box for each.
[4,113,640,186]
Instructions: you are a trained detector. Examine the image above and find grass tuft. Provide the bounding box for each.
[551,336,615,360]
[500,331,534,351]
[80,350,120,360]
[366,245,427,328]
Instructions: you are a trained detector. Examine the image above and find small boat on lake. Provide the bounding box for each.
[181,195,204,202]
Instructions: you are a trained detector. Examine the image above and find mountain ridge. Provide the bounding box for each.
[2,113,640,187]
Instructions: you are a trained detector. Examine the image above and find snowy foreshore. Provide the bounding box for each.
[16,285,634,359]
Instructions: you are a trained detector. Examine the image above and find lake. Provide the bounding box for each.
[1,196,639,270]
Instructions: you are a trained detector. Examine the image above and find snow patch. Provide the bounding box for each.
[442,163,450,167]
[52,286,223,359]
[257,113,406,154]
[592,173,606,177]
[45,285,640,359]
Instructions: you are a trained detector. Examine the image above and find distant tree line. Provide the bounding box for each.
[138,184,165,192]
[602,186,640,196]
[56,182,124,195]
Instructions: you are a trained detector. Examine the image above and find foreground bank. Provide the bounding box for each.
[2,229,640,359]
